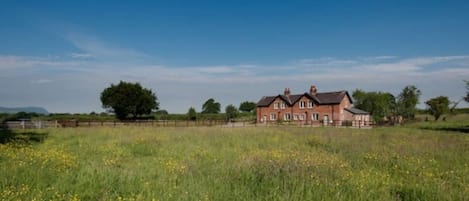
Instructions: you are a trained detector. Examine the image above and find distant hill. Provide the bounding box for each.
[0,106,49,114]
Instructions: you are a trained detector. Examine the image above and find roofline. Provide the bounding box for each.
[257,90,353,106]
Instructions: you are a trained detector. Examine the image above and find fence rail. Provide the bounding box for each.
[1,119,375,129]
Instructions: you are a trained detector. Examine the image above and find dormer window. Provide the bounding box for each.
[307,101,314,108]
[299,101,306,109]
[280,102,286,109]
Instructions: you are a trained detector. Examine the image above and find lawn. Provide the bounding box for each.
[0,126,468,201]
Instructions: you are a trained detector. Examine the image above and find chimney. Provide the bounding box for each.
[310,85,317,95]
[284,88,291,96]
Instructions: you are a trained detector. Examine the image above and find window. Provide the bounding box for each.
[274,102,279,109]
[307,101,313,108]
[300,114,305,120]
[299,101,306,109]
[284,113,291,121]
[270,113,276,120]
[312,113,319,121]
[293,114,299,120]
[280,102,286,109]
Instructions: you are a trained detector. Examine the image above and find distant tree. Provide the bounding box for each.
[187,107,197,121]
[239,101,257,113]
[425,96,450,121]
[201,98,221,114]
[352,89,394,122]
[155,110,169,115]
[225,104,239,120]
[100,81,159,120]
[396,85,421,120]
[465,80,469,103]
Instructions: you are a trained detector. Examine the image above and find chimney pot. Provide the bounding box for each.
[284,87,291,96]
[310,85,317,95]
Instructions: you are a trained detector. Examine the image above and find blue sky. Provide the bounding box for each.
[1,0,469,113]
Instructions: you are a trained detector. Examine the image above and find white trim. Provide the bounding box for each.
[312,113,319,121]
[299,101,306,109]
[293,113,299,120]
[300,114,305,120]
[307,101,313,108]
[270,113,277,121]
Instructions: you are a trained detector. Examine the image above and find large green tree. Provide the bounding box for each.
[239,101,257,113]
[201,98,221,114]
[352,89,394,122]
[225,104,239,120]
[425,96,450,121]
[100,81,158,120]
[187,107,197,121]
[396,85,421,120]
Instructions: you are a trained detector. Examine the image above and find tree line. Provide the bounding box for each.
[100,81,257,121]
[99,81,469,122]
[353,81,469,123]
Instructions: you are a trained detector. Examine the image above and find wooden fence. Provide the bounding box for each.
[2,119,375,129]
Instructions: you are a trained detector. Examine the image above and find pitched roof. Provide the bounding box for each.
[315,91,350,104]
[344,107,369,114]
[256,96,277,107]
[257,90,352,107]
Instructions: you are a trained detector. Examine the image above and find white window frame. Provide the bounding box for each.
[284,113,291,121]
[312,113,319,121]
[293,114,299,120]
[270,113,276,121]
[307,101,313,108]
[280,102,286,109]
[274,102,279,110]
[299,101,306,109]
[299,114,305,121]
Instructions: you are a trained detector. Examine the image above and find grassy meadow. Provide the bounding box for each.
[0,125,468,200]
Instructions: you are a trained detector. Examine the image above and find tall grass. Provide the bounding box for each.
[0,126,467,200]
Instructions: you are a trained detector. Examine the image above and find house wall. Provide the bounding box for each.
[343,109,371,127]
[257,95,351,125]
[290,96,317,123]
[330,96,352,125]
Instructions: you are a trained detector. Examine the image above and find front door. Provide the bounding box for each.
[323,115,329,126]
[263,115,267,124]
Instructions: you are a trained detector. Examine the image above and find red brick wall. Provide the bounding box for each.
[257,95,353,124]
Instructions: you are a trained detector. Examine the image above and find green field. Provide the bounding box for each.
[0,125,468,201]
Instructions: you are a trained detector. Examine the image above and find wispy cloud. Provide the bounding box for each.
[31,79,53,84]
[65,32,147,60]
[2,33,468,113]
[69,52,94,59]
[0,55,82,71]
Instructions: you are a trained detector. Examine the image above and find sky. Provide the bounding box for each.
[1,0,469,113]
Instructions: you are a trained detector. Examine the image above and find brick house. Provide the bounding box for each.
[256,85,370,126]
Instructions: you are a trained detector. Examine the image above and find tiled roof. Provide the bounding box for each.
[256,96,277,107]
[257,90,352,107]
[315,91,348,104]
[344,107,369,114]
